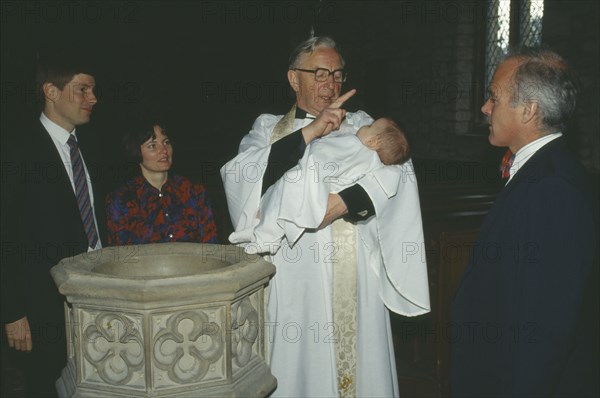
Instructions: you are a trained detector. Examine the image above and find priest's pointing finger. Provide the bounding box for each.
[329,89,357,109]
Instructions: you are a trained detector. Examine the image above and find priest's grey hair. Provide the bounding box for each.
[288,36,345,69]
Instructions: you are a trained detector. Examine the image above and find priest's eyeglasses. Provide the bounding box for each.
[293,68,347,83]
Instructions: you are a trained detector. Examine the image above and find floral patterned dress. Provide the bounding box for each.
[105,174,217,245]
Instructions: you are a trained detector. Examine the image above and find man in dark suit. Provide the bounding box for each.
[1,58,104,397]
[451,47,598,397]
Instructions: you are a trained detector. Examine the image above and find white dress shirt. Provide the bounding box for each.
[40,112,102,250]
[508,132,562,183]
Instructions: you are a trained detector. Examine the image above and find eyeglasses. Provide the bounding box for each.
[293,68,347,83]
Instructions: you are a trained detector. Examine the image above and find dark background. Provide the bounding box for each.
[2,2,599,396]
[2,0,599,239]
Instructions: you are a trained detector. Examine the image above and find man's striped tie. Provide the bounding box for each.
[67,135,98,248]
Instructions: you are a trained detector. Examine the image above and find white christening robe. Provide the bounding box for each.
[221,108,430,397]
[229,131,384,254]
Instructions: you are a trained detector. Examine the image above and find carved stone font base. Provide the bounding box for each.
[50,243,277,397]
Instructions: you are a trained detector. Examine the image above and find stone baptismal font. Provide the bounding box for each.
[50,243,276,397]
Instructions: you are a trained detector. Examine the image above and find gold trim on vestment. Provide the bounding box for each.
[331,218,358,397]
[270,105,358,397]
[270,104,297,144]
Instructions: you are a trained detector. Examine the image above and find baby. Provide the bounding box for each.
[354,117,409,166]
[229,117,410,253]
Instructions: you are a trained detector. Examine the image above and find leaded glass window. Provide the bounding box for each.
[484,0,544,93]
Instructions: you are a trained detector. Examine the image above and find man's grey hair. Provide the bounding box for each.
[503,46,578,133]
[288,36,345,69]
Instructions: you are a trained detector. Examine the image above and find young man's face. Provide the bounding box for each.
[47,73,97,132]
[288,47,343,116]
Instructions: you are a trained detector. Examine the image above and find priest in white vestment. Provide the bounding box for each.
[221,36,430,397]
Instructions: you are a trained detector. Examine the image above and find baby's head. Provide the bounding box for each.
[356,117,410,165]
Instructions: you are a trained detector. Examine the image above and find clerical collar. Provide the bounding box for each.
[295,107,316,119]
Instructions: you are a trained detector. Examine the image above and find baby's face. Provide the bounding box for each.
[357,118,388,149]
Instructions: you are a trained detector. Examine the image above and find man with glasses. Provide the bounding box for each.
[222,36,429,397]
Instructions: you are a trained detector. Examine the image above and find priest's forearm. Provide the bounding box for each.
[319,193,349,228]
[338,184,376,222]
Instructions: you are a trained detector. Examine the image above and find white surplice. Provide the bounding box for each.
[221,109,430,397]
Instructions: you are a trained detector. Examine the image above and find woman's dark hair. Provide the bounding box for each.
[122,119,170,164]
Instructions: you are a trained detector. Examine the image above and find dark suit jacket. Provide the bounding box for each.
[451,138,599,397]
[1,120,106,336]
